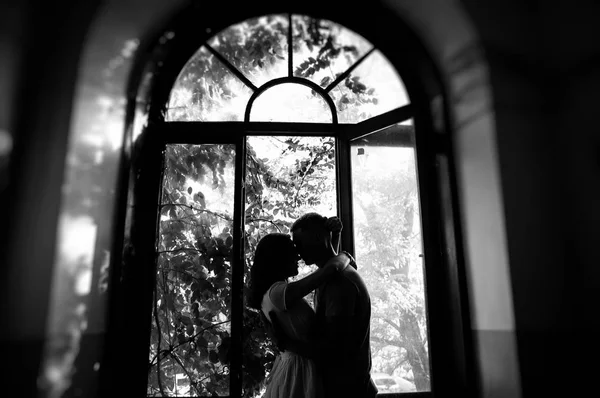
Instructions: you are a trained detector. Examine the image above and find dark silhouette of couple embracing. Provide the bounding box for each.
[249,213,378,398]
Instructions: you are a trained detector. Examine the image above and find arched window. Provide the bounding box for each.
[107,9,470,398]
[137,15,425,397]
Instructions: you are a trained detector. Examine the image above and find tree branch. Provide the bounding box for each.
[148,348,170,371]
[246,217,283,232]
[149,319,231,368]
[169,351,203,396]
[161,217,204,229]
[153,287,166,396]
[161,267,205,283]
[157,247,201,254]
[292,157,318,207]
[160,269,174,348]
[161,202,233,222]
[371,335,406,350]
[196,366,228,385]
[375,316,406,344]
[173,319,230,352]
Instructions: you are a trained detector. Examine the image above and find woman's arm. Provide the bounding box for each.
[326,216,343,254]
[284,252,350,309]
[331,229,341,255]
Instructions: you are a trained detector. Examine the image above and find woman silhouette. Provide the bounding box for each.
[248,224,350,398]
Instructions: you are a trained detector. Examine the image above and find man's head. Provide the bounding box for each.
[291,212,333,266]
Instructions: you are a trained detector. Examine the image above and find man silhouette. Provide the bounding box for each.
[291,212,378,398]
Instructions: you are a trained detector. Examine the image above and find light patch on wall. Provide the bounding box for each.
[58,215,97,269]
[38,215,97,397]
[0,128,12,155]
[0,128,12,190]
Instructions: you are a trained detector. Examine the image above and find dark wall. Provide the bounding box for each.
[461,1,600,396]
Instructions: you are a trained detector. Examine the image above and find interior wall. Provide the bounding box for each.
[459,1,600,396]
[0,0,23,196]
[381,1,522,397]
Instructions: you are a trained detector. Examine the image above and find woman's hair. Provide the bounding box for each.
[248,233,295,310]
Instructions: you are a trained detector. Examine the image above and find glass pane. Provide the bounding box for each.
[208,14,289,88]
[166,46,253,121]
[350,123,430,393]
[148,144,236,397]
[250,83,332,122]
[292,15,373,88]
[242,136,337,397]
[330,50,410,123]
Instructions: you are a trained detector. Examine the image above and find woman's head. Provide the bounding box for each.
[248,233,300,309]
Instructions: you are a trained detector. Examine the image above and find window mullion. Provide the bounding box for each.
[324,47,376,94]
[204,43,258,92]
[288,13,293,77]
[335,131,355,257]
[346,104,413,140]
[230,134,247,396]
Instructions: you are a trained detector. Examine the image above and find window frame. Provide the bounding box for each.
[102,7,476,398]
[134,114,425,398]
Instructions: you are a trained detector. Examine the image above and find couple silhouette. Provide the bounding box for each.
[249,213,378,398]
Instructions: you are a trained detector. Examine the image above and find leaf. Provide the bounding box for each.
[196,335,208,348]
[162,204,177,219]
[320,76,332,87]
[165,293,176,311]
[177,333,187,344]
[186,324,194,335]
[188,186,193,194]
[218,346,229,364]
[208,350,219,363]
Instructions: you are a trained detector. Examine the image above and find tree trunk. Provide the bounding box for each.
[402,311,430,391]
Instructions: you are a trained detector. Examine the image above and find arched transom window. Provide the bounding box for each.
[166,14,409,124]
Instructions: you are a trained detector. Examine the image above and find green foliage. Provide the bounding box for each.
[148,144,235,397]
[147,136,336,397]
[167,14,378,123]
[353,146,430,390]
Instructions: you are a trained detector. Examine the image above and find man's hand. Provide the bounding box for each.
[267,310,288,352]
[269,310,316,359]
